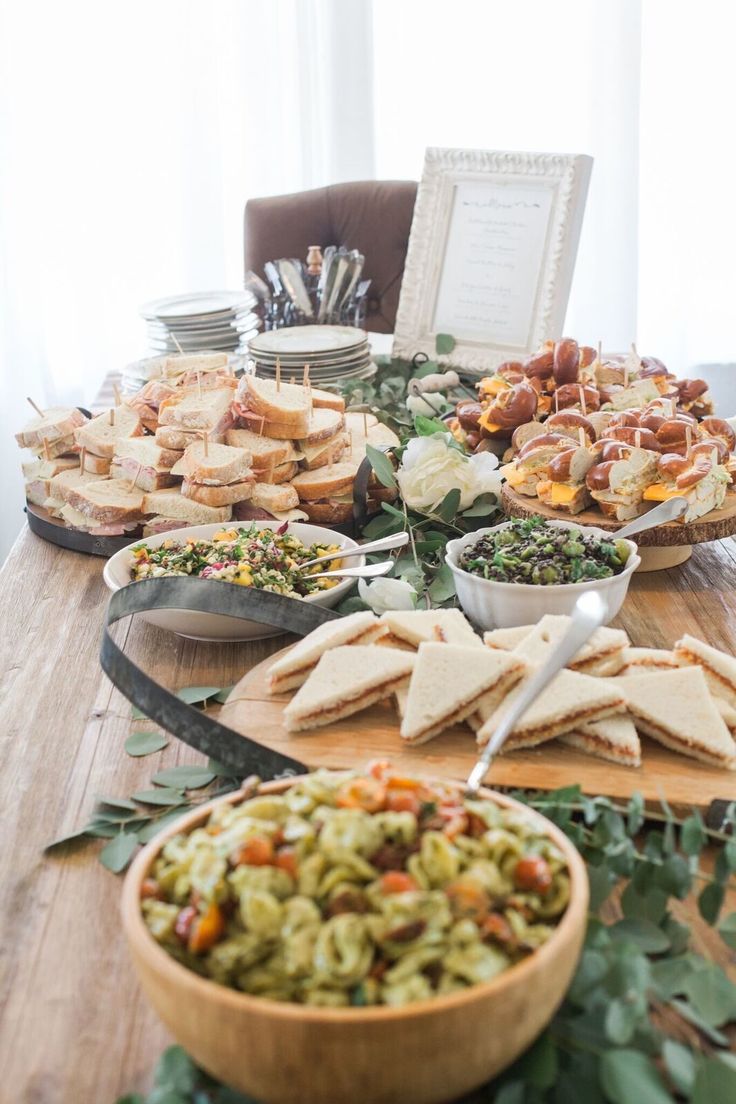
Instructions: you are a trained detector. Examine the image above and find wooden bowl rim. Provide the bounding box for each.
[122,774,589,1024]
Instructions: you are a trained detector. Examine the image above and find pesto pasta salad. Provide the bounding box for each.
[141,765,570,1008]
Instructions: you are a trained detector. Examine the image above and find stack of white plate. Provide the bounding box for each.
[248,325,374,385]
[140,291,260,354]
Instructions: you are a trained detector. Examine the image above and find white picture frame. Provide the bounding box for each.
[393,147,593,375]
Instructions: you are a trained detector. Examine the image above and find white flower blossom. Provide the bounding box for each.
[397,434,502,513]
[358,576,417,614]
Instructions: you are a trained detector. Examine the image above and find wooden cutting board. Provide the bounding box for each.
[220,645,736,816]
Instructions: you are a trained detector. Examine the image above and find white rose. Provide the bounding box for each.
[358,576,417,615]
[396,434,501,513]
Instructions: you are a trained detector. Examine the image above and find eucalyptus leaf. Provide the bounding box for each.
[681,961,736,1026]
[132,788,186,807]
[667,998,729,1045]
[97,796,139,812]
[136,810,189,843]
[662,1039,696,1096]
[365,443,397,489]
[717,911,736,949]
[680,813,707,855]
[412,359,439,378]
[435,332,456,354]
[131,706,149,721]
[461,492,498,518]
[125,731,169,758]
[44,828,96,852]
[599,1049,675,1104]
[698,881,725,924]
[99,832,139,874]
[692,1055,736,1104]
[413,413,447,436]
[176,686,222,706]
[152,766,216,790]
[436,487,461,523]
[212,686,235,704]
[605,995,642,1044]
[627,792,645,834]
[514,1031,557,1089]
[609,918,671,953]
[154,1046,198,1093]
[587,862,614,912]
[427,563,456,603]
[83,821,122,839]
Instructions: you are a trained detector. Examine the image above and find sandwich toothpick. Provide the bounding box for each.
[109,408,116,427]
[670,397,677,416]
[128,462,142,493]
[42,437,51,461]
[578,427,586,449]
[170,330,184,355]
[113,382,122,407]
[268,454,276,485]
[276,357,281,392]
[80,446,86,473]
[554,390,560,413]
[303,364,310,388]
[685,423,693,451]
[597,340,602,366]
[363,412,368,439]
[201,431,209,458]
[26,396,45,419]
[579,385,587,416]
[635,429,642,449]
[258,415,265,437]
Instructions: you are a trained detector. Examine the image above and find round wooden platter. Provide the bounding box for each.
[25,502,136,557]
[219,645,736,812]
[501,485,736,548]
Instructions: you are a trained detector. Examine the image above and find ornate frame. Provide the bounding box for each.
[393,148,593,374]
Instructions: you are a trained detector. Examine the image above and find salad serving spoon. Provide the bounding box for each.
[614,496,689,539]
[299,531,409,569]
[310,560,394,581]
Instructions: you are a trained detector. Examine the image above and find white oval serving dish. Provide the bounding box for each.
[445,519,640,629]
[103,521,361,642]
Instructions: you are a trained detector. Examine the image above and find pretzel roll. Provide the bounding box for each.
[676,378,709,403]
[700,417,736,450]
[579,345,597,370]
[598,384,622,405]
[640,412,666,434]
[546,410,597,444]
[553,338,580,385]
[608,411,641,429]
[517,432,570,459]
[496,360,526,379]
[523,349,554,380]
[481,381,538,434]
[595,438,630,463]
[640,355,669,377]
[656,452,691,479]
[691,438,729,463]
[456,400,483,432]
[511,420,549,453]
[554,383,601,412]
[586,461,614,492]
[465,431,481,451]
[656,418,692,452]
[608,426,661,452]
[676,454,712,489]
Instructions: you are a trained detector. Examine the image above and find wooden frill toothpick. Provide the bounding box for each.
[258,415,265,437]
[635,429,642,449]
[170,330,184,355]
[578,426,586,449]
[303,364,310,387]
[80,447,87,473]
[113,382,122,407]
[201,431,209,458]
[27,396,45,419]
[685,424,693,451]
[128,462,142,493]
[42,438,51,461]
[578,385,587,416]
[109,408,116,427]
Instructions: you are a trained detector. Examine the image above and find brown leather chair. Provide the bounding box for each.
[243,180,417,333]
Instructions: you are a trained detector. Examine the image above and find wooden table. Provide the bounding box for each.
[1,524,735,1103]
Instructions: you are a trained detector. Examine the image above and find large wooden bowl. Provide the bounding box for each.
[122,776,588,1104]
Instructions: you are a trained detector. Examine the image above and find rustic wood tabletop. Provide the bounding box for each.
[1,524,734,1102]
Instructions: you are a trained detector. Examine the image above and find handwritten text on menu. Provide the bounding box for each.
[432,181,554,348]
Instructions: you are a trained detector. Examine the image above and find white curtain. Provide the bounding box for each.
[2,0,735,557]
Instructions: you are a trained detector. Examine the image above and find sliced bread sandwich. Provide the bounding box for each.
[23,456,79,506]
[234,483,308,524]
[158,387,235,436]
[483,626,534,651]
[512,615,629,676]
[65,478,145,531]
[171,441,252,485]
[673,634,736,708]
[475,668,627,752]
[400,643,526,746]
[155,425,202,451]
[618,647,680,675]
[283,645,415,732]
[110,437,182,492]
[310,387,345,413]
[44,467,108,513]
[140,490,232,535]
[560,716,642,767]
[617,667,736,767]
[16,406,88,450]
[297,409,349,470]
[238,376,311,436]
[266,612,386,693]
[291,461,358,524]
[75,405,143,459]
[379,609,482,651]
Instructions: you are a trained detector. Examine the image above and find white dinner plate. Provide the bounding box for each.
[103,521,361,642]
[140,291,255,320]
[249,325,367,356]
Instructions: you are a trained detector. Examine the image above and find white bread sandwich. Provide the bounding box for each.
[266,612,386,694]
[81,451,112,476]
[182,477,254,507]
[171,440,252,485]
[380,609,481,651]
[23,456,79,506]
[43,467,108,514]
[15,406,87,450]
[64,478,145,534]
[673,634,736,708]
[225,429,299,467]
[560,716,642,767]
[234,483,308,524]
[140,490,232,535]
[616,667,736,768]
[75,405,144,459]
[512,615,629,676]
[400,643,526,746]
[311,387,345,413]
[618,647,680,675]
[297,409,349,470]
[155,425,202,451]
[716,699,736,740]
[237,376,311,436]
[158,386,235,438]
[475,668,626,752]
[110,437,182,492]
[483,626,533,651]
[160,352,229,378]
[283,645,415,732]
[291,461,358,524]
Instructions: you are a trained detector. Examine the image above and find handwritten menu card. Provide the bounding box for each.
[432,180,555,348]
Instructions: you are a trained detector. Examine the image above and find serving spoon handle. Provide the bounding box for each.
[315,560,394,581]
[466,591,608,794]
[615,496,689,539]
[300,531,409,569]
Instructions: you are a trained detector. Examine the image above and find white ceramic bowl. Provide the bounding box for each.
[445,519,640,629]
[103,522,361,641]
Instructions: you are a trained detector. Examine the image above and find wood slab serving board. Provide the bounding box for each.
[501,484,736,547]
[220,645,736,814]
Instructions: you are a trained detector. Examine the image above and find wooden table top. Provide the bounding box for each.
[1,523,735,1102]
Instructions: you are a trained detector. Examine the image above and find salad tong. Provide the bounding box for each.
[466,591,608,794]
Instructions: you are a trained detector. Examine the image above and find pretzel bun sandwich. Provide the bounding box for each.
[536,446,595,514]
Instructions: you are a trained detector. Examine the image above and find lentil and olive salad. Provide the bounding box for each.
[141,766,569,1007]
[129,525,342,597]
[458,517,631,585]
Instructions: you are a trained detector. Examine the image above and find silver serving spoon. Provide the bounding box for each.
[311,560,394,581]
[466,591,608,794]
[299,531,409,569]
[615,496,689,539]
